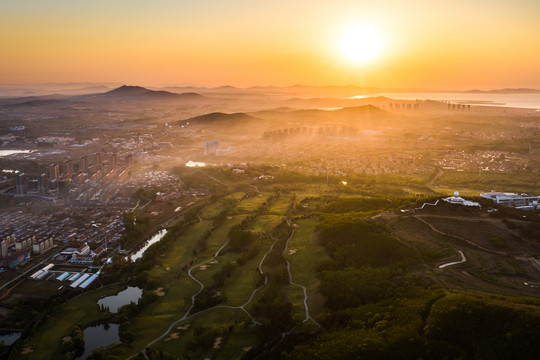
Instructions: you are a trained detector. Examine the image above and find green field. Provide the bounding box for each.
[286,218,330,318]
[13,182,540,360]
[22,284,124,359]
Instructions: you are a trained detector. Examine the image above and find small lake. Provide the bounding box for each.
[74,324,120,360]
[185,160,206,167]
[0,332,21,346]
[97,287,143,313]
[0,150,33,158]
[128,229,167,261]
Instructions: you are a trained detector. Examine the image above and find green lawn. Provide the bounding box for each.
[237,194,269,212]
[153,307,256,360]
[251,215,283,234]
[267,194,292,215]
[286,217,330,318]
[17,190,331,360]
[21,284,124,359]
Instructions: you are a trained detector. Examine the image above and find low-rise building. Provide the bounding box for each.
[480,190,539,210]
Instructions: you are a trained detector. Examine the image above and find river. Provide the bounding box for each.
[128,229,168,262]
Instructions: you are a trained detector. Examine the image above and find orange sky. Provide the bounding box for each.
[1,0,539,89]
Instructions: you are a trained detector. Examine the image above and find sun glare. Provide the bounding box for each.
[336,24,385,65]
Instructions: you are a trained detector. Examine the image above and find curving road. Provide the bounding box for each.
[282,220,320,327]
[439,250,467,269]
[131,230,281,358]
[131,215,320,358]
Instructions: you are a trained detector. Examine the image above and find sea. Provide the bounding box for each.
[350,92,540,110]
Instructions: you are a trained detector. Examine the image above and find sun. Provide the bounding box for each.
[336,24,385,65]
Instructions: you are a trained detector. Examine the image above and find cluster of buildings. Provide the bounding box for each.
[0,234,54,268]
[263,126,361,141]
[424,190,539,211]
[14,151,134,204]
[481,190,539,210]
[0,207,124,253]
[442,192,480,207]
[437,150,530,174]
[59,243,105,264]
[30,263,100,289]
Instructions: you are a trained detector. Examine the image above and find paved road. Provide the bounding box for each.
[439,250,467,269]
[282,220,319,327]
[130,213,320,358]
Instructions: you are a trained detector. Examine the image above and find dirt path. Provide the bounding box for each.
[413,215,507,256]
[427,168,444,187]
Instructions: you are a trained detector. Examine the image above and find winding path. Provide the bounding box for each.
[282,220,320,327]
[439,250,467,269]
[131,213,319,358]
[414,216,507,255]
[131,229,282,358]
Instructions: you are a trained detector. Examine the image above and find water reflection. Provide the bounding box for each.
[128,229,167,261]
[74,324,120,360]
[98,287,143,313]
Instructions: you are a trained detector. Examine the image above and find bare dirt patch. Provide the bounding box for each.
[21,347,34,355]
[164,332,180,342]
[213,336,223,349]
[154,287,166,296]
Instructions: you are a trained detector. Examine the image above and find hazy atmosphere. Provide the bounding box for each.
[2,0,540,88]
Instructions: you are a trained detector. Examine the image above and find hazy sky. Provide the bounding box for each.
[1,0,539,89]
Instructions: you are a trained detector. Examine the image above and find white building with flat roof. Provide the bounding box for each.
[480,190,539,210]
[442,191,480,207]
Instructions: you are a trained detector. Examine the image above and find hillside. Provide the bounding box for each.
[102,85,205,100]
[178,112,260,126]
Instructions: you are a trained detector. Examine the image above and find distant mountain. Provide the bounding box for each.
[333,104,388,116]
[0,94,70,107]
[249,104,391,129]
[465,88,540,94]
[178,112,259,126]
[259,104,386,118]
[102,85,205,100]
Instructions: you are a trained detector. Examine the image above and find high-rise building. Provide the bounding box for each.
[49,163,60,180]
[79,155,89,172]
[64,159,74,178]
[94,152,102,168]
[0,239,8,259]
[110,153,118,169]
[38,173,48,194]
[125,154,134,168]
[204,140,221,155]
[15,173,27,195]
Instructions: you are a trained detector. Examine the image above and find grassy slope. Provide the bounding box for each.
[22,284,124,359]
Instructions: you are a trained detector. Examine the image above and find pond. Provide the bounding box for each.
[74,324,120,360]
[0,150,33,157]
[128,229,167,261]
[0,332,21,346]
[97,287,143,313]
